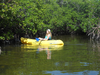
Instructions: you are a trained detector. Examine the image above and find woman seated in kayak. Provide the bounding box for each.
[39,29,52,40]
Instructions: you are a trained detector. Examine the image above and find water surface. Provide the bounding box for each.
[0,35,100,75]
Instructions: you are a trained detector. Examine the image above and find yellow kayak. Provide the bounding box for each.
[20,37,64,45]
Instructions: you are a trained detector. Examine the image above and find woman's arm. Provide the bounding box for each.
[39,34,50,40]
[38,37,43,40]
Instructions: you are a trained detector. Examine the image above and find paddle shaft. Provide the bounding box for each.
[39,40,42,45]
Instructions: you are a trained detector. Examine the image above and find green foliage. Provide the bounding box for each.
[0,36,5,40]
[0,0,100,40]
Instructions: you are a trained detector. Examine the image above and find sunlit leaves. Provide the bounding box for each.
[32,28,37,34]
[0,36,5,40]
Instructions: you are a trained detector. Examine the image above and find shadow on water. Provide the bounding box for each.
[0,35,100,75]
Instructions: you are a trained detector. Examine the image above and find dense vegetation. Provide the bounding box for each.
[0,0,100,40]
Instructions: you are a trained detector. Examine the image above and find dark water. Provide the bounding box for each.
[0,35,100,75]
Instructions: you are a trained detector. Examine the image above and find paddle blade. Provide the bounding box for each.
[36,38,39,41]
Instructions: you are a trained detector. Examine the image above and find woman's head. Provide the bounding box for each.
[46,29,51,34]
[46,29,52,37]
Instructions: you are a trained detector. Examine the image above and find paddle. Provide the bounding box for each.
[35,38,42,45]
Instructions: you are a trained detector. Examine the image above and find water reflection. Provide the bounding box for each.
[0,47,1,55]
[21,44,63,51]
[1,35,100,75]
[37,46,51,59]
[21,44,63,59]
[90,40,100,51]
[43,70,99,75]
[54,62,92,67]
